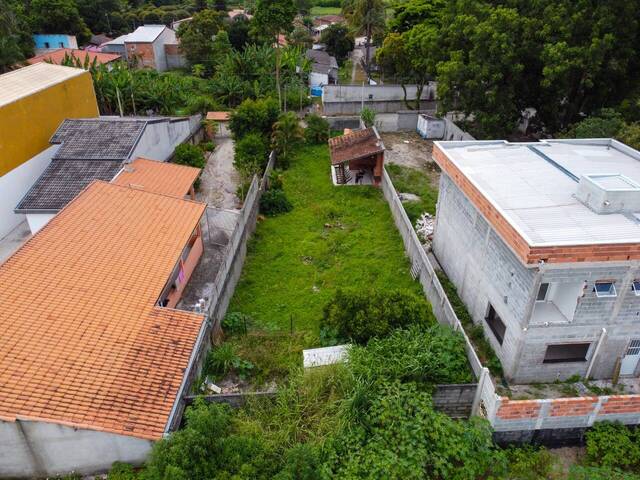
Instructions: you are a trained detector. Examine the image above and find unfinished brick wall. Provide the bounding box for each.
[493,394,640,435]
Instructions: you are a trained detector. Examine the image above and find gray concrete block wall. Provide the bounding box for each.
[433,173,640,383]
[433,174,536,380]
[432,384,478,418]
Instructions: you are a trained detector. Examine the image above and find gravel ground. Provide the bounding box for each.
[197,136,240,210]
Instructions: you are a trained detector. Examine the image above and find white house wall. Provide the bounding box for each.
[131,120,192,161]
[26,213,56,234]
[0,145,58,239]
[0,419,153,478]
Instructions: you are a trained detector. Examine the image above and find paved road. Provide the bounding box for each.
[197,136,240,210]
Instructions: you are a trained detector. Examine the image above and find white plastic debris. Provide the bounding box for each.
[205,379,222,394]
[415,212,434,242]
[303,345,349,368]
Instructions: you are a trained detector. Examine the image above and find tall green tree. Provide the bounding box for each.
[342,0,385,76]
[320,23,354,63]
[271,111,303,167]
[388,0,445,33]
[76,0,124,35]
[1,0,33,72]
[252,0,297,107]
[29,0,92,44]
[176,9,224,74]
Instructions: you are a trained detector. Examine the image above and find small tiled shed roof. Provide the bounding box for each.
[328,127,385,165]
[51,118,148,160]
[206,111,230,121]
[26,48,121,66]
[15,160,123,213]
[112,157,200,198]
[0,181,206,440]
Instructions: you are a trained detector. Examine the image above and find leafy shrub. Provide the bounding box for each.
[360,106,376,128]
[585,422,640,471]
[304,114,330,144]
[268,169,284,190]
[205,343,254,380]
[273,443,323,480]
[229,97,280,140]
[199,141,215,152]
[568,466,640,480]
[260,189,293,216]
[348,325,473,385]
[323,381,498,479]
[271,112,304,169]
[321,288,435,344]
[234,133,269,180]
[436,271,504,377]
[173,143,206,169]
[107,462,138,480]
[500,446,559,480]
[222,311,251,335]
[144,400,278,480]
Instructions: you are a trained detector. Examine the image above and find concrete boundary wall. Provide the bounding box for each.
[168,152,276,432]
[382,165,640,444]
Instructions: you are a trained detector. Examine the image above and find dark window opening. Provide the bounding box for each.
[485,304,506,345]
[537,283,549,301]
[543,343,590,363]
[44,42,50,48]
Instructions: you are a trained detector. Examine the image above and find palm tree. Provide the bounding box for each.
[342,0,385,77]
[271,112,304,168]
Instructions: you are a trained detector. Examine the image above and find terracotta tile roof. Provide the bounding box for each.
[328,127,385,165]
[112,157,200,198]
[0,181,206,440]
[206,111,230,121]
[26,48,121,66]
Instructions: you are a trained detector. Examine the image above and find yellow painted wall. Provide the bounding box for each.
[0,71,99,177]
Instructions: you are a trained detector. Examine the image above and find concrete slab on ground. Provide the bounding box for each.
[197,137,240,210]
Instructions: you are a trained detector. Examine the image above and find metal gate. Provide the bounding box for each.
[620,339,640,376]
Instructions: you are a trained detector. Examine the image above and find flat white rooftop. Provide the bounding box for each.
[436,139,640,247]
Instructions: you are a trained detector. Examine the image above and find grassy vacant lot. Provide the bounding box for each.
[386,163,438,223]
[228,144,420,336]
[310,6,342,15]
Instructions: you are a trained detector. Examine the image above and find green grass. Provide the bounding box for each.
[311,6,342,15]
[385,163,438,223]
[229,143,420,335]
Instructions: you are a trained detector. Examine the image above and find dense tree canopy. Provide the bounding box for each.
[176,9,225,74]
[384,0,640,137]
[319,23,354,63]
[29,0,92,44]
[0,0,33,72]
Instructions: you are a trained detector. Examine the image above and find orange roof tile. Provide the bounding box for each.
[0,181,206,440]
[206,111,230,121]
[112,158,200,198]
[26,48,121,66]
[328,127,385,165]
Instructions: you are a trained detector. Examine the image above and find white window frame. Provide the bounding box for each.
[632,281,640,296]
[594,281,617,298]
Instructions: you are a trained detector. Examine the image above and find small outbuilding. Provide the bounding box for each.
[328,127,384,186]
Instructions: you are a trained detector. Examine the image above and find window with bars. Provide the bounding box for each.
[485,304,506,346]
[626,339,640,356]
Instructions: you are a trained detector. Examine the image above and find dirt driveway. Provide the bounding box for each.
[381,132,434,170]
[197,136,240,210]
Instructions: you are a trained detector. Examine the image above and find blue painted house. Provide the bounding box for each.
[33,34,78,52]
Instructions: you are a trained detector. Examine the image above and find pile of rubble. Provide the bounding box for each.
[415,212,434,243]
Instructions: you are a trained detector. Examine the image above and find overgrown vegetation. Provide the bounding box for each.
[173,143,206,169]
[320,288,434,344]
[229,143,422,333]
[385,162,438,223]
[437,270,504,378]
